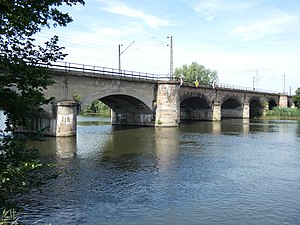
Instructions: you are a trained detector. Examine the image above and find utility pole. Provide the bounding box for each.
[118,41,135,71]
[118,44,122,71]
[167,36,173,80]
[244,68,271,90]
[283,75,286,94]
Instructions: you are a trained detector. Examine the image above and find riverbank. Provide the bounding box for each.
[262,116,300,120]
[263,107,300,120]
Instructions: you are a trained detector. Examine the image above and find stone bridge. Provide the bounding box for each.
[25,63,291,136]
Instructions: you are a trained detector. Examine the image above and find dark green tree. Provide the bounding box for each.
[0,0,85,132]
[0,0,85,207]
[293,88,300,108]
[174,61,218,85]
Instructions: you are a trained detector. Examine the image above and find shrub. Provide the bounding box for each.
[265,107,300,118]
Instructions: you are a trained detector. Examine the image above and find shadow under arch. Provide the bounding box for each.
[15,109,54,135]
[99,94,154,126]
[180,96,213,121]
[249,98,263,118]
[100,94,153,114]
[268,99,277,110]
[221,97,243,118]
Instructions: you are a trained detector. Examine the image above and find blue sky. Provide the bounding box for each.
[37,0,300,93]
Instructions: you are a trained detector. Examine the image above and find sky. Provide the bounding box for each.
[37,0,300,94]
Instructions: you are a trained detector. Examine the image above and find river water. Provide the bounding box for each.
[17,115,300,225]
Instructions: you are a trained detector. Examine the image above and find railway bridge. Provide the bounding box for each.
[23,62,292,136]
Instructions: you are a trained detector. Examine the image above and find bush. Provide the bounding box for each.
[265,107,300,118]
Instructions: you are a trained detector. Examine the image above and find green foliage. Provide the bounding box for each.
[0,208,52,224]
[0,134,56,208]
[293,88,300,108]
[0,208,19,225]
[83,100,110,115]
[73,93,81,102]
[0,0,85,132]
[265,107,300,118]
[0,0,85,210]
[174,61,218,85]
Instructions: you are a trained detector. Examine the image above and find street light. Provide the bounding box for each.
[118,41,135,71]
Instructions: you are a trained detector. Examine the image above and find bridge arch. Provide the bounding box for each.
[180,96,212,121]
[83,93,154,126]
[99,94,153,114]
[79,86,154,111]
[288,98,293,108]
[249,97,263,118]
[221,96,243,118]
[268,99,277,110]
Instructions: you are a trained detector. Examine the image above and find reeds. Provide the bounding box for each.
[265,107,300,119]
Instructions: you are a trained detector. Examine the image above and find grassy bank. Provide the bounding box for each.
[264,107,300,120]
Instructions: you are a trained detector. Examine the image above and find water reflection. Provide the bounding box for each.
[181,119,251,135]
[212,121,221,135]
[155,127,179,172]
[100,127,156,160]
[30,136,77,159]
[56,137,77,158]
[18,115,300,225]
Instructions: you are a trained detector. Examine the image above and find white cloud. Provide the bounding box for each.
[192,0,256,21]
[230,14,299,41]
[101,1,170,29]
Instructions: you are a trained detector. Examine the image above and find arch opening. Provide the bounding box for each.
[180,97,212,121]
[269,100,277,110]
[221,99,242,118]
[250,99,263,118]
[99,94,154,126]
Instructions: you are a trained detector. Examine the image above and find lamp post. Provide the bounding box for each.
[118,41,135,71]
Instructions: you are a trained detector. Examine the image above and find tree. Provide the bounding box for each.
[0,0,85,207]
[83,100,111,114]
[174,61,218,85]
[0,0,85,132]
[293,88,300,108]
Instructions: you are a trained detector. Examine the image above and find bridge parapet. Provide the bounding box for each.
[49,61,170,81]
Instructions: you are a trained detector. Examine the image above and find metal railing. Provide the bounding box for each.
[181,80,281,95]
[48,61,171,81]
[215,83,280,94]
[46,61,282,95]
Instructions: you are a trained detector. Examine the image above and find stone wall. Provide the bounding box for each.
[155,81,180,126]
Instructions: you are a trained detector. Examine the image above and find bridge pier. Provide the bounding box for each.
[212,99,221,121]
[243,103,250,119]
[279,94,288,108]
[55,101,78,136]
[15,101,78,136]
[155,81,180,126]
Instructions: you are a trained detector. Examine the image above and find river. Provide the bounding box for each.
[16,115,300,224]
